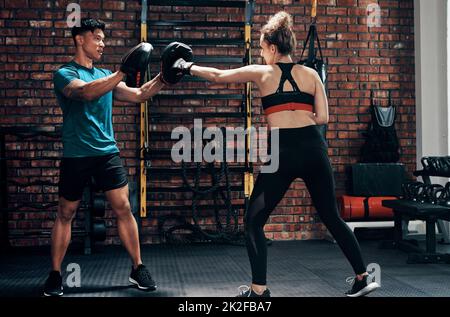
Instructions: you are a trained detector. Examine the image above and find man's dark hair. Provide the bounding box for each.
[71,18,105,46]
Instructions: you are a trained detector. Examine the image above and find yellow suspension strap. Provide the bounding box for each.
[139,0,150,218]
[312,0,317,22]
[244,0,254,203]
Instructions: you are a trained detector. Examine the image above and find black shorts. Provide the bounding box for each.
[59,152,128,201]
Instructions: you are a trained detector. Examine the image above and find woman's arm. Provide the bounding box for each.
[313,72,329,125]
[190,64,264,84]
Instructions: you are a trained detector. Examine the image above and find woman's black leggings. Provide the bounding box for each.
[245,125,366,285]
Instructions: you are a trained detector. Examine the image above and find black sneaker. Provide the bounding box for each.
[129,264,157,291]
[43,271,63,297]
[345,274,380,297]
[236,285,271,297]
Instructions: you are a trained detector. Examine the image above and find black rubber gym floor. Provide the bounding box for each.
[1,240,450,297]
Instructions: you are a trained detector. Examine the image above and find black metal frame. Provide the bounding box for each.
[148,21,244,27]
[149,0,246,8]
[144,0,254,244]
[382,167,450,264]
[150,56,244,64]
[155,94,244,100]
[391,205,450,264]
[150,39,245,46]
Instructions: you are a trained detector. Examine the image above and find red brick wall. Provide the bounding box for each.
[0,0,415,246]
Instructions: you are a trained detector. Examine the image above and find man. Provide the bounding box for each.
[44,18,164,296]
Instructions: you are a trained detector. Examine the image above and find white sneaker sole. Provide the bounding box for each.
[346,282,381,297]
[43,290,63,297]
[129,277,157,291]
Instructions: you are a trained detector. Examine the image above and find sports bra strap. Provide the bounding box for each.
[276,63,301,93]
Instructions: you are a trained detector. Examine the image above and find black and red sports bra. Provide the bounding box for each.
[261,63,315,115]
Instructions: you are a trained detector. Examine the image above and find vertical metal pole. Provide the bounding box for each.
[311,0,317,20]
[84,187,92,255]
[426,218,437,254]
[140,0,148,219]
[244,0,254,204]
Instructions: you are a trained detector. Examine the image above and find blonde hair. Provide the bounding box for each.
[261,11,296,55]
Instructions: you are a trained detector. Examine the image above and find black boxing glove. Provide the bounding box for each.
[160,42,193,85]
[172,58,194,76]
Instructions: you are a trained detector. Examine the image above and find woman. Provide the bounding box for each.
[172,11,380,297]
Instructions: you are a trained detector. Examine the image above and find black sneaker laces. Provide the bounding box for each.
[137,266,153,281]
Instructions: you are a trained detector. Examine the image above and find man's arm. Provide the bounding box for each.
[62,71,124,101]
[113,73,165,103]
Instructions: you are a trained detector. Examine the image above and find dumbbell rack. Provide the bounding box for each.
[139,0,255,242]
[413,160,450,244]
[0,126,106,254]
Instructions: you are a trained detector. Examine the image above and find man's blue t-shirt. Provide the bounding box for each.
[53,60,119,158]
